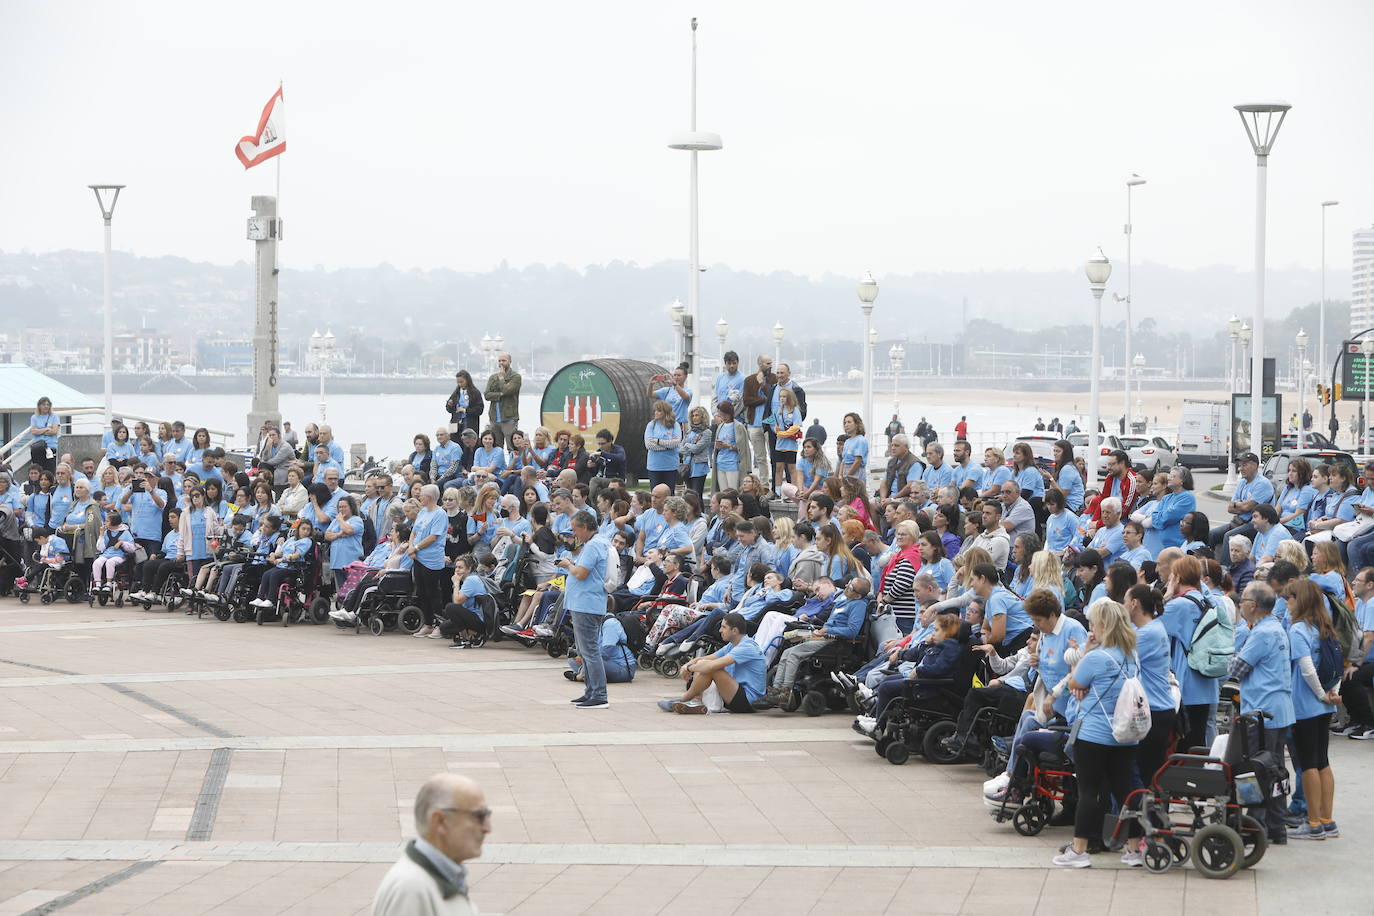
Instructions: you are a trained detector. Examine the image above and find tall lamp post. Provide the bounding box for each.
[668,18,723,409]
[1320,200,1340,378]
[1240,323,1252,392]
[1085,249,1113,480]
[857,273,879,441]
[1123,175,1147,429]
[89,184,125,425]
[669,300,685,365]
[889,343,905,420]
[1225,315,1242,492]
[309,329,336,423]
[479,333,493,372]
[1235,101,1292,453]
[1296,328,1309,447]
[772,322,785,370]
[1363,337,1374,451]
[1133,353,1146,429]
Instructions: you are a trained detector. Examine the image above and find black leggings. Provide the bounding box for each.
[1291,713,1333,771]
[140,557,181,592]
[1180,703,1212,752]
[440,602,484,637]
[648,469,679,489]
[1072,739,1137,843]
[1340,661,1374,728]
[412,563,448,626]
[1134,708,1177,789]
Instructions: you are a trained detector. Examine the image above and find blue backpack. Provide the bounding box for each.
[1315,633,1344,691]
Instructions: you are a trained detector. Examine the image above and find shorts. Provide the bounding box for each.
[773,450,797,466]
[725,686,757,713]
[1291,712,1332,771]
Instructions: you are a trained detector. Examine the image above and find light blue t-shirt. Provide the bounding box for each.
[923,463,958,491]
[454,574,488,622]
[841,435,869,472]
[1057,464,1085,512]
[29,413,59,449]
[432,442,462,480]
[714,636,767,703]
[1251,524,1293,560]
[774,408,802,453]
[1040,614,1089,715]
[1135,619,1174,712]
[715,422,740,472]
[1070,646,1141,746]
[925,557,954,591]
[655,385,692,426]
[635,509,667,552]
[1236,615,1294,729]
[1045,510,1080,553]
[326,514,364,569]
[796,454,827,489]
[1089,523,1126,565]
[1155,489,1196,548]
[1233,473,1275,522]
[978,465,1013,493]
[566,536,610,615]
[1162,590,1221,705]
[413,506,448,570]
[1289,621,1336,722]
[1015,466,1045,499]
[1119,545,1154,569]
[1276,484,1317,534]
[472,446,507,472]
[713,371,745,410]
[644,421,681,472]
[986,585,1032,645]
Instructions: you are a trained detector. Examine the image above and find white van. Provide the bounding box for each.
[1177,399,1229,471]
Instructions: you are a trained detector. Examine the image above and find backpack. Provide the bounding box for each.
[601,544,625,594]
[1321,591,1361,664]
[1183,593,1234,678]
[360,515,377,556]
[1315,632,1344,691]
[1112,667,1153,744]
[615,610,648,655]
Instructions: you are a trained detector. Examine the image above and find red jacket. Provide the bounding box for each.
[1088,471,1140,524]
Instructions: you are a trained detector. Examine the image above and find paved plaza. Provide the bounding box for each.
[0,596,1367,915]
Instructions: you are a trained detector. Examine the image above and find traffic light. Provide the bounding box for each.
[1318,383,1329,405]
[1336,383,1343,402]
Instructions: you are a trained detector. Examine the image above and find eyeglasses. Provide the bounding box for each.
[441,807,493,823]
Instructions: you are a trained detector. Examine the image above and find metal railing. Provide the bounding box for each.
[0,409,235,474]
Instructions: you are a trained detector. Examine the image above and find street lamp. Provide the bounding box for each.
[89,184,125,424]
[857,272,879,443]
[479,333,493,371]
[1225,315,1243,491]
[772,321,785,370]
[1239,323,1252,392]
[1235,101,1292,455]
[1132,353,1146,430]
[669,300,685,365]
[668,17,724,411]
[1124,174,1147,430]
[1296,328,1309,447]
[309,329,337,422]
[1320,200,1340,393]
[715,316,728,368]
[1085,249,1113,480]
[889,343,905,420]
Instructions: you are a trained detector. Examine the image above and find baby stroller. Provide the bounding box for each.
[1110,710,1273,879]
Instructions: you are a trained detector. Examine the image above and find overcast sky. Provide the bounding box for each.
[2,0,1371,280]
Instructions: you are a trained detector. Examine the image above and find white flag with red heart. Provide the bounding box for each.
[235,87,286,169]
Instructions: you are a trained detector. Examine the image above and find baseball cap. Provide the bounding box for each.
[1237,452,1259,464]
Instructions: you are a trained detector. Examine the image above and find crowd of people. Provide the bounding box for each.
[3,349,1370,869]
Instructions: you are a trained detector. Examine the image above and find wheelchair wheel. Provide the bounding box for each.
[64,579,82,603]
[256,604,267,625]
[801,690,827,718]
[846,689,863,715]
[1142,839,1173,873]
[638,650,656,670]
[212,602,233,622]
[369,617,385,636]
[874,736,891,758]
[921,720,962,765]
[884,740,911,766]
[981,750,1003,778]
[1191,823,1243,879]
[114,595,123,608]
[1237,814,1267,869]
[19,591,30,604]
[659,657,681,678]
[1011,802,1049,837]
[232,606,249,623]
[309,597,331,625]
[547,636,569,658]
[399,606,424,635]
[1164,834,1190,866]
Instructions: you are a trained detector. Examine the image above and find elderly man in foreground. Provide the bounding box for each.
[373,772,491,915]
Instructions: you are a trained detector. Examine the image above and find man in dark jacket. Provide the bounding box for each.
[483,353,522,449]
[742,356,776,482]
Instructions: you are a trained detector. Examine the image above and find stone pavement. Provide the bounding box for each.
[0,596,1366,915]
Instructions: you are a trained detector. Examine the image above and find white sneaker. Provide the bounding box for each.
[1051,849,1092,868]
[857,683,875,700]
[413,626,434,638]
[131,591,147,601]
[1120,848,1144,868]
[854,715,877,735]
[532,624,553,637]
[656,642,671,656]
[983,772,1010,795]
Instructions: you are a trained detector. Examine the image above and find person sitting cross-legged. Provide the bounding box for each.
[657,612,766,715]
[758,578,870,709]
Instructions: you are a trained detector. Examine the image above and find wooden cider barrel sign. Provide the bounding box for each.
[539,359,667,479]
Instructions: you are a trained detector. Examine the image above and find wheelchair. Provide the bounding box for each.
[871,623,980,766]
[351,571,425,636]
[254,545,331,626]
[779,604,876,717]
[990,724,1076,836]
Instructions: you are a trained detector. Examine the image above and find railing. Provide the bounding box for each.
[0,409,235,474]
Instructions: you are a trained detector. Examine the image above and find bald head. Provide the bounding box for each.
[414,772,491,863]
[1156,546,1185,583]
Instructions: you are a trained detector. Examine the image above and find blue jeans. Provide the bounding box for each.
[1349,529,1374,572]
[571,612,608,703]
[569,654,634,683]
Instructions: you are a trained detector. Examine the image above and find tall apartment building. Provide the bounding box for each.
[1353,225,1374,335]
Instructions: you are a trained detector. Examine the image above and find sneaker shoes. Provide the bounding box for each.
[990,735,1011,755]
[499,624,522,636]
[517,627,537,638]
[532,624,553,637]
[448,639,471,649]
[1120,848,1144,868]
[1051,849,1092,868]
[983,772,1010,796]
[672,701,704,715]
[1349,727,1374,740]
[426,629,446,638]
[1333,723,1362,736]
[857,683,875,701]
[413,626,434,638]
[853,715,877,736]
[657,699,677,713]
[577,698,610,709]
[1323,820,1340,838]
[1287,822,1326,841]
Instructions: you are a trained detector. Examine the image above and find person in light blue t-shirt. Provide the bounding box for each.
[1284,579,1340,840]
[839,413,868,477]
[650,365,693,429]
[659,612,766,715]
[559,511,613,708]
[27,397,60,471]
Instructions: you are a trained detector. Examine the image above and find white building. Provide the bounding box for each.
[1353,225,1374,336]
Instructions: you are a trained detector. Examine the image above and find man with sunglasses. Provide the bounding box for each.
[757,577,871,710]
[373,773,491,915]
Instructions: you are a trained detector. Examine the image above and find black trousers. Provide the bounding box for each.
[440,602,484,637]
[1341,661,1374,728]
[954,684,1027,739]
[412,563,447,625]
[1134,708,1178,790]
[1072,739,1137,844]
[1180,703,1212,753]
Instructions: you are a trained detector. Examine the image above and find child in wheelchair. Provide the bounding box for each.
[90,510,137,594]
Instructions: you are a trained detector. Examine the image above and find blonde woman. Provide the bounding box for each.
[1053,599,1142,868]
[467,483,501,550]
[772,387,803,491]
[978,448,1013,499]
[1028,549,1067,609]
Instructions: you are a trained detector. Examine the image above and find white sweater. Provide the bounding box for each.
[372,848,479,916]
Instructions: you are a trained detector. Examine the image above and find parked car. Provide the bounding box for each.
[1121,436,1177,474]
[1005,433,1059,471]
[1067,432,1125,477]
[1177,399,1229,471]
[1260,448,1362,496]
[1280,432,1334,449]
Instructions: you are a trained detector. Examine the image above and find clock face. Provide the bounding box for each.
[247,217,268,240]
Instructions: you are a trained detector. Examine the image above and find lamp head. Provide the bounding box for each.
[1240,323,1252,344]
[1084,248,1112,289]
[771,321,785,343]
[1126,175,1147,187]
[1363,337,1374,358]
[1296,328,1309,349]
[1227,315,1242,336]
[715,317,728,339]
[857,272,879,305]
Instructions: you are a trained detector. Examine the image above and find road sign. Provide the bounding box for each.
[1341,340,1374,399]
